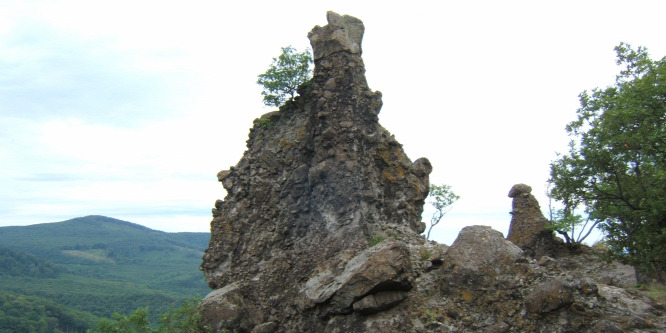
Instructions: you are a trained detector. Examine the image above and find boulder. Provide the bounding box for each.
[525,279,575,314]
[302,239,412,314]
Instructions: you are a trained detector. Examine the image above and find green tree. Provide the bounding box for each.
[95,308,152,333]
[90,297,208,333]
[426,184,460,240]
[257,46,312,107]
[548,43,666,283]
[545,183,601,248]
[157,297,207,333]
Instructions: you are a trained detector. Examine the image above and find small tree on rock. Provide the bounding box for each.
[545,183,601,249]
[426,184,459,240]
[257,46,312,108]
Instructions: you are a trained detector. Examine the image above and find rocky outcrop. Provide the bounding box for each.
[199,12,665,333]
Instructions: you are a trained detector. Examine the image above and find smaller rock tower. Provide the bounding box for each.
[506,183,563,257]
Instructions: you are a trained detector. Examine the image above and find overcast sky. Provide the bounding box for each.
[1,0,664,244]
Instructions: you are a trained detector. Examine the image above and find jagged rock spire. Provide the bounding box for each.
[199,11,431,331]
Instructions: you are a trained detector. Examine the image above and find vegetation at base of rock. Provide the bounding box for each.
[639,284,666,305]
[419,248,433,261]
[367,236,385,247]
[253,118,273,129]
[0,216,210,328]
[425,184,459,240]
[297,78,314,97]
[548,43,666,283]
[257,46,313,107]
[91,297,208,333]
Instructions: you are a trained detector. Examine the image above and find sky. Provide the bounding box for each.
[1,0,665,245]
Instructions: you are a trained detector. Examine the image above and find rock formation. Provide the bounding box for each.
[199,12,665,332]
[506,183,565,258]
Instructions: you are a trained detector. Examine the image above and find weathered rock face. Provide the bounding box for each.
[199,12,665,333]
[308,12,364,60]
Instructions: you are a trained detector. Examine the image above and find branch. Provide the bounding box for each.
[556,230,572,245]
[576,219,602,243]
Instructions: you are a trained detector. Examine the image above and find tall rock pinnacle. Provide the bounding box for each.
[199,11,431,331]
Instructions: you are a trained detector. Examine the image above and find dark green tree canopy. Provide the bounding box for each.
[257,46,313,108]
[548,43,666,283]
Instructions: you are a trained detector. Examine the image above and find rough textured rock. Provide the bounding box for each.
[199,12,666,333]
[302,239,412,315]
[308,11,364,60]
[200,11,429,332]
[525,279,575,314]
[506,183,564,258]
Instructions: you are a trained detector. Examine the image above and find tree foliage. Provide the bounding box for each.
[0,292,97,333]
[91,297,208,333]
[548,43,666,283]
[547,204,601,248]
[545,184,601,248]
[257,46,312,107]
[426,184,460,240]
[0,246,65,278]
[95,308,152,333]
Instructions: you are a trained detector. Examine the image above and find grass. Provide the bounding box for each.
[367,236,385,247]
[642,284,666,305]
[419,249,433,261]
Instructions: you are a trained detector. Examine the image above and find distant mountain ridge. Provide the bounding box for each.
[0,215,211,331]
[0,215,209,261]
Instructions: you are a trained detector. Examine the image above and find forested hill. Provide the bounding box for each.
[0,245,65,278]
[0,215,211,332]
[0,215,209,258]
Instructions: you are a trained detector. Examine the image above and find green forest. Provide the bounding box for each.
[0,216,210,332]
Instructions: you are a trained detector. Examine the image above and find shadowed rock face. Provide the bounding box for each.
[198,12,666,333]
